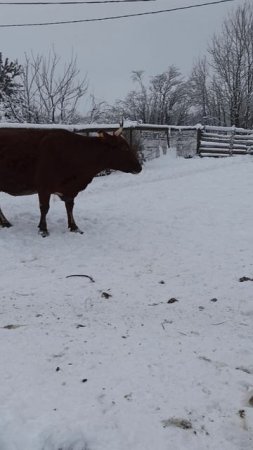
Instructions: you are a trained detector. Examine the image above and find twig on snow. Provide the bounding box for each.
[211,321,227,326]
[66,274,95,283]
[161,319,173,330]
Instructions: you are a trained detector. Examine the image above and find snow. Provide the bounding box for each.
[204,125,253,135]
[1,150,253,450]
[0,121,201,132]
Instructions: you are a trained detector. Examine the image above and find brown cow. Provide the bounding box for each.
[0,126,142,236]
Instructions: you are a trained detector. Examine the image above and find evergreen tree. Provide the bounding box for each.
[0,52,22,120]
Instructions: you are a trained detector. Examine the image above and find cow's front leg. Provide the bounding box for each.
[60,195,83,233]
[0,207,12,228]
[38,192,50,237]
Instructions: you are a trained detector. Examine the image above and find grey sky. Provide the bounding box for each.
[0,0,243,109]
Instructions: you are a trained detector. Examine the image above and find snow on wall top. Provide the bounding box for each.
[0,121,202,132]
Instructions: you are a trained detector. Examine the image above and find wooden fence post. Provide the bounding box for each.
[166,128,170,149]
[129,128,133,147]
[229,126,235,155]
[196,128,202,155]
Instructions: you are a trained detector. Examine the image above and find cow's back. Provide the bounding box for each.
[34,130,103,194]
[0,128,59,195]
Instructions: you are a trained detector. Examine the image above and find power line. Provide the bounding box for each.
[0,0,157,4]
[0,0,236,28]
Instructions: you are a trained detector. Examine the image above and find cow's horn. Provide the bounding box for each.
[114,126,123,136]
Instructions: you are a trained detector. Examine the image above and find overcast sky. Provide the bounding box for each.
[0,0,243,109]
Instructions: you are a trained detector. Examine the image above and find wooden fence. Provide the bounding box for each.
[3,122,253,158]
[197,126,253,157]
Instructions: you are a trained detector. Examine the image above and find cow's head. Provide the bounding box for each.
[99,128,142,174]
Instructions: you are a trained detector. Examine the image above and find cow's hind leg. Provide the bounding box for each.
[0,207,12,228]
[38,192,50,237]
[60,196,83,234]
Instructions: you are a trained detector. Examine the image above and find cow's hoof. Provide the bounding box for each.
[39,229,49,238]
[70,227,83,234]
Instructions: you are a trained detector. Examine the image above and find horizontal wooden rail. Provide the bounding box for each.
[198,126,253,157]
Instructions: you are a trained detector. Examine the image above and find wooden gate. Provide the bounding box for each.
[197,126,253,157]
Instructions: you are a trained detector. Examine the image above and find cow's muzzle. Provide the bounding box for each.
[132,163,142,174]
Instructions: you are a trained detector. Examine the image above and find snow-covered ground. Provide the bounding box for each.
[1,151,253,450]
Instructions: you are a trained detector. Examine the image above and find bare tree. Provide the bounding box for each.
[116,67,189,125]
[8,49,88,124]
[208,1,253,127]
[84,94,110,123]
[149,66,184,124]
[117,71,151,123]
[189,57,210,122]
